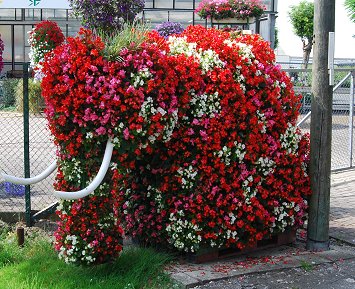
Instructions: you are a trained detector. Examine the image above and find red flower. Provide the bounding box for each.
[42,26,311,262]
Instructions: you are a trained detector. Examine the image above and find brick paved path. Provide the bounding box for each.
[330,169,355,245]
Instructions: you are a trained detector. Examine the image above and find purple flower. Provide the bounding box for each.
[0,182,25,197]
[154,22,184,39]
[69,0,145,32]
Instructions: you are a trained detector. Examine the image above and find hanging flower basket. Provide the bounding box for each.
[212,17,256,24]
[196,0,265,22]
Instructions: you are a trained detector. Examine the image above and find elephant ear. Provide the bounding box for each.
[41,29,108,159]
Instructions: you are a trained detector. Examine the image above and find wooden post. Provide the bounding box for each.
[17,227,25,247]
[307,0,335,251]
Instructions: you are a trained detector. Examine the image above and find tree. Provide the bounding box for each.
[345,0,355,22]
[274,27,279,49]
[288,1,314,69]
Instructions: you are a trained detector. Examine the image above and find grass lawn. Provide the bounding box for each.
[0,228,175,289]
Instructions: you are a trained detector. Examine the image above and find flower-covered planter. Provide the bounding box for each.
[42,25,311,265]
[188,230,296,263]
[212,17,256,24]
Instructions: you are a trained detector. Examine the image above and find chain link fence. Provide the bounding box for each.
[289,69,355,170]
[0,64,57,224]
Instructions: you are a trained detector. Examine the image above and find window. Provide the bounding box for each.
[0,9,16,21]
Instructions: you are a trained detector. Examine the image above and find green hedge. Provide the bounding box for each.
[15,79,45,113]
[0,79,20,109]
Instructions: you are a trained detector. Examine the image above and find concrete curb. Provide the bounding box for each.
[168,241,355,289]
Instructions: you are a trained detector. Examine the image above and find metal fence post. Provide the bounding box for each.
[350,71,355,168]
[23,63,31,226]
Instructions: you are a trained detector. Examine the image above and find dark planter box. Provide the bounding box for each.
[188,230,296,264]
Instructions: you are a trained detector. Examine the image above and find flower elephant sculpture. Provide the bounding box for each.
[1,26,311,265]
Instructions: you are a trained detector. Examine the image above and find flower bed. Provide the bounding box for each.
[42,25,311,265]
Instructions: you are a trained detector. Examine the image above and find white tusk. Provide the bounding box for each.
[1,161,57,185]
[54,139,114,200]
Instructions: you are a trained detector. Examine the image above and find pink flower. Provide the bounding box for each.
[123,128,130,140]
[199,130,208,140]
[96,126,106,135]
[187,128,195,135]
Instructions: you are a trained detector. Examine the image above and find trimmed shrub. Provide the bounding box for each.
[15,79,44,113]
[0,79,20,109]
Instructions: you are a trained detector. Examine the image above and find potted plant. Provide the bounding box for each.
[68,0,145,32]
[195,0,266,24]
[154,21,184,38]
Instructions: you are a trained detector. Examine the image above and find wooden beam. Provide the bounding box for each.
[307,0,336,251]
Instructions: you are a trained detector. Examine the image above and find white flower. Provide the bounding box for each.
[167,213,203,252]
[131,68,153,88]
[190,91,221,118]
[280,123,302,154]
[223,40,255,60]
[157,107,167,116]
[168,36,225,74]
[177,166,198,189]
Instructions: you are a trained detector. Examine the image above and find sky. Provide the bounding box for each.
[277,0,355,59]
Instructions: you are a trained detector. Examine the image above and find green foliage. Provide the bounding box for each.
[0,78,20,109]
[290,71,312,87]
[0,227,51,268]
[300,260,314,271]
[290,69,352,88]
[0,220,10,237]
[15,79,45,113]
[334,70,352,88]
[274,27,279,49]
[0,230,174,289]
[288,1,314,40]
[0,78,44,112]
[100,21,151,62]
[345,0,355,22]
